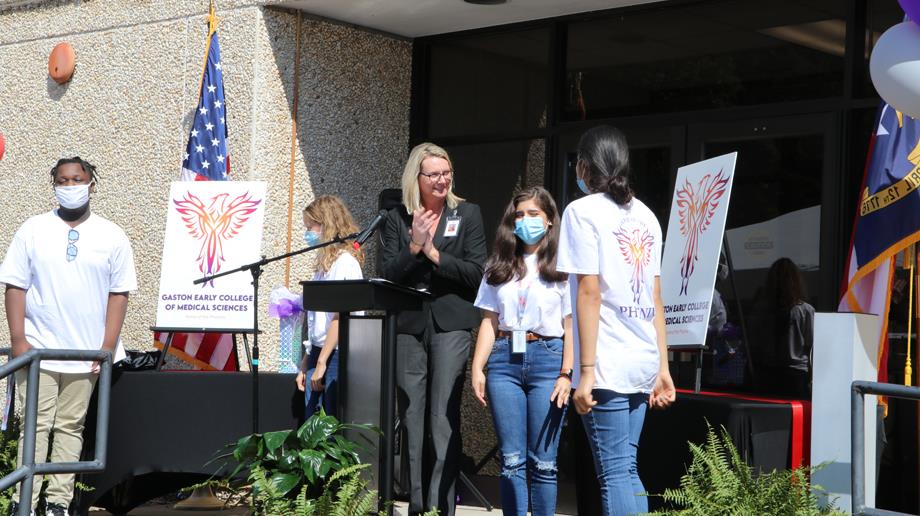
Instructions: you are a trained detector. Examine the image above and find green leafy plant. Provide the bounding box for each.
[248,463,379,515]
[225,409,379,506]
[0,417,20,515]
[648,424,845,516]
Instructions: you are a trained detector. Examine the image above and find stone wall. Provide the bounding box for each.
[0,1,412,371]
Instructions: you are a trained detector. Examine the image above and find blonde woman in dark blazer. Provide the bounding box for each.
[380,142,487,516]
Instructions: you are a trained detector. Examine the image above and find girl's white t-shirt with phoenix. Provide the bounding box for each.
[557,193,663,394]
[474,253,571,338]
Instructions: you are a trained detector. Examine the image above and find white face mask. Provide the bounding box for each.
[55,185,90,209]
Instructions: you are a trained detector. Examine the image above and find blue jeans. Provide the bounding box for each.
[304,344,338,417]
[486,337,566,516]
[582,390,648,516]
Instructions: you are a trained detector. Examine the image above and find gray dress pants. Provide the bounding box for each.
[396,326,471,516]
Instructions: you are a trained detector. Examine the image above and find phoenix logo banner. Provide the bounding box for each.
[661,153,736,348]
[174,191,262,285]
[675,169,730,295]
[156,181,267,332]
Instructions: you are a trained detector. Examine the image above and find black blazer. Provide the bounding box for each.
[379,201,487,335]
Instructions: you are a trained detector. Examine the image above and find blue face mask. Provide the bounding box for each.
[514,216,547,246]
[576,178,591,195]
[304,230,321,247]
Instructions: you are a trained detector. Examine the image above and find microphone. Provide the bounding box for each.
[353,209,388,249]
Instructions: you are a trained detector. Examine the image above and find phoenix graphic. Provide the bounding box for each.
[675,169,730,295]
[173,191,262,286]
[614,222,655,304]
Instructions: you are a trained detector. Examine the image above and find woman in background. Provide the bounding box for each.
[760,257,815,398]
[295,195,364,416]
[470,186,573,516]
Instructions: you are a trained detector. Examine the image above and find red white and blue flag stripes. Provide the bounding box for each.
[180,10,229,182]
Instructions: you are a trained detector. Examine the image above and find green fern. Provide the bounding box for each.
[312,464,378,516]
[248,463,379,515]
[249,464,298,515]
[648,423,846,516]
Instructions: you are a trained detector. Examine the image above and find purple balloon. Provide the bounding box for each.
[899,0,920,23]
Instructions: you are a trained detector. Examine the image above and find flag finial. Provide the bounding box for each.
[208,0,218,35]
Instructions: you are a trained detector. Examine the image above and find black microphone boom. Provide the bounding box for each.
[353,209,389,249]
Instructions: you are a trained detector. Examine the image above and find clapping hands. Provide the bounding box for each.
[409,207,440,262]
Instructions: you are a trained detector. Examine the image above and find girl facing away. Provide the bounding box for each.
[557,125,676,516]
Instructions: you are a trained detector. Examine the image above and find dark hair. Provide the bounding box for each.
[577,125,632,204]
[50,157,98,185]
[766,257,807,312]
[485,186,567,285]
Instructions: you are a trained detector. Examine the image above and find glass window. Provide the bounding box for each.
[427,29,549,138]
[446,139,545,248]
[564,0,847,119]
[863,0,905,98]
[561,145,671,231]
[700,131,825,393]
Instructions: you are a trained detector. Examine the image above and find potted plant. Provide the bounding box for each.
[222,409,380,514]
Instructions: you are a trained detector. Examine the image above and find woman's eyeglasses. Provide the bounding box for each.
[418,170,452,182]
[66,229,79,262]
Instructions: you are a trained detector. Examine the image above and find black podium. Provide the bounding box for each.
[300,278,428,515]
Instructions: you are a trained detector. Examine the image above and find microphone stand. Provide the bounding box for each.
[193,232,359,435]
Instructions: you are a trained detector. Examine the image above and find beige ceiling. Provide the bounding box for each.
[278,0,662,38]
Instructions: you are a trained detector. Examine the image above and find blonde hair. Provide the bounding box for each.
[400,142,464,213]
[303,195,365,273]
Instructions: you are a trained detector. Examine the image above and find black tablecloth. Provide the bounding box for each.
[76,371,304,514]
[570,391,794,514]
[72,372,793,514]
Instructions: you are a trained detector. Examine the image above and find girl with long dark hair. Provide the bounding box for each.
[470,186,574,516]
[557,126,675,515]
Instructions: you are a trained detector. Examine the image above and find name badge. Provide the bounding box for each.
[512,330,527,354]
[443,216,462,237]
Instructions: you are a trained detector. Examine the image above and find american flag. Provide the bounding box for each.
[155,7,237,371]
[181,12,229,181]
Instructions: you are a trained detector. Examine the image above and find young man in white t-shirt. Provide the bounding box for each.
[0,157,137,516]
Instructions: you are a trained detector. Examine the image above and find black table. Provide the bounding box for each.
[75,371,303,514]
[73,373,801,514]
[568,390,801,514]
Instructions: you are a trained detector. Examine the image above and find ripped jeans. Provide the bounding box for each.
[486,337,567,516]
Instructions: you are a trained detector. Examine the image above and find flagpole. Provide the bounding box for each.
[914,245,920,514]
[906,244,914,386]
[195,1,218,104]
[284,11,302,288]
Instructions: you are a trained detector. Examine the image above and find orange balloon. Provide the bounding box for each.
[48,42,76,84]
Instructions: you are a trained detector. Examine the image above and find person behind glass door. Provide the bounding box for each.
[470,186,574,516]
[557,126,676,516]
[761,257,814,398]
[295,195,364,417]
[379,143,487,516]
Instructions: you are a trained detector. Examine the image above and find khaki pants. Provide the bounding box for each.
[13,369,97,510]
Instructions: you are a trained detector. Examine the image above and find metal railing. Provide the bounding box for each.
[851,380,920,516]
[0,348,111,515]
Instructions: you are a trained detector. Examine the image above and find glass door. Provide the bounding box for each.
[686,113,840,391]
